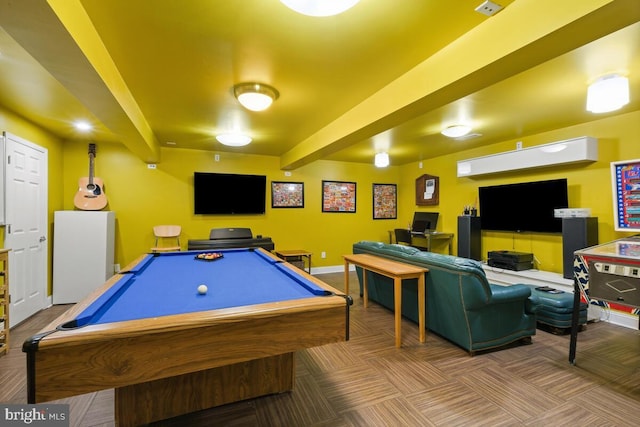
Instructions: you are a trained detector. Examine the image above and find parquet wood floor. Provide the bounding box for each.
[1,271,639,426]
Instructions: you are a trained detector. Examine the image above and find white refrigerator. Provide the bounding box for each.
[53,211,115,304]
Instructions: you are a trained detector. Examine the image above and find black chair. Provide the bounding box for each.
[395,228,427,250]
[394,228,413,245]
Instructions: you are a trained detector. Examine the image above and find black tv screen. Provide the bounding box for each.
[478,178,568,233]
[194,172,266,214]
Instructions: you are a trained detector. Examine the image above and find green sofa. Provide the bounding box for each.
[352,241,537,354]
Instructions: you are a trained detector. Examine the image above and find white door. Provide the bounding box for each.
[3,132,48,326]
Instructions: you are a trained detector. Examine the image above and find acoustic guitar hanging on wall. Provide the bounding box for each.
[74,143,108,211]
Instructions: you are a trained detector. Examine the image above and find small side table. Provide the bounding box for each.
[275,250,312,274]
[343,253,427,348]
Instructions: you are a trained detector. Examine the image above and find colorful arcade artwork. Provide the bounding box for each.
[322,180,356,213]
[611,159,640,232]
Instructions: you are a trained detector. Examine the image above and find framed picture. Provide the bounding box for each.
[611,159,640,231]
[271,181,304,208]
[415,174,439,206]
[373,183,397,219]
[322,180,356,213]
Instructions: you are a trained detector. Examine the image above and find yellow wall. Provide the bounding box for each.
[61,144,403,269]
[400,110,640,273]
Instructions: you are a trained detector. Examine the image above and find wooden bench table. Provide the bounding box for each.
[343,253,428,348]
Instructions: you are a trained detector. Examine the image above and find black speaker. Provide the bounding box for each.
[562,217,598,279]
[458,216,482,260]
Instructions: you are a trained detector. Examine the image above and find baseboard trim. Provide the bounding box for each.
[588,304,639,329]
[311,265,351,275]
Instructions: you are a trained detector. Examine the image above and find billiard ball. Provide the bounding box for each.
[197,284,208,295]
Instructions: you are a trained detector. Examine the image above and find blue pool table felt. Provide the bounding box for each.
[75,249,329,327]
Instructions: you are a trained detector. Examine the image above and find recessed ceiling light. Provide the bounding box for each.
[216,133,252,147]
[74,121,93,132]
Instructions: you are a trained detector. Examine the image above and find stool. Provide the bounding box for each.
[526,285,587,334]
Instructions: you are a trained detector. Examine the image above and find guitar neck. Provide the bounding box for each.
[88,154,95,185]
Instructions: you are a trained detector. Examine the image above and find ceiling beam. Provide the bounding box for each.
[0,0,161,163]
[280,0,640,170]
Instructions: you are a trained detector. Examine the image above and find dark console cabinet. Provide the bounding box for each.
[188,228,275,251]
[458,216,481,261]
[562,217,598,279]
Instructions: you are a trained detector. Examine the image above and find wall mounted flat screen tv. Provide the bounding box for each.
[478,178,568,233]
[194,172,266,215]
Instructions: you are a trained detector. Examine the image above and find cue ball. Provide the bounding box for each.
[197,284,208,295]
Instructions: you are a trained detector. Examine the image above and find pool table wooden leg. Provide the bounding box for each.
[114,353,295,426]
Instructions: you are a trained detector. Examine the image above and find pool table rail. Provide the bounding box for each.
[26,299,347,402]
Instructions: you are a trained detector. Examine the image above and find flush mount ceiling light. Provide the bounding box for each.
[233,82,279,112]
[374,152,390,168]
[216,133,252,147]
[441,124,472,138]
[280,0,360,17]
[586,74,630,113]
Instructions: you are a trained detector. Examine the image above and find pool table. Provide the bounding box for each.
[23,248,350,426]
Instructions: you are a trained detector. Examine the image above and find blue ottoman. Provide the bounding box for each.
[526,285,587,333]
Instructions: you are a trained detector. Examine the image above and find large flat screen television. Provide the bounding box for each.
[478,178,568,233]
[194,172,266,215]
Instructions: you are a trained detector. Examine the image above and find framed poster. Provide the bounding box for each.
[373,183,397,219]
[322,180,356,213]
[271,181,304,208]
[415,174,439,206]
[611,159,640,231]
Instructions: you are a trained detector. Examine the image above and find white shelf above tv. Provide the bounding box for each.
[457,136,598,177]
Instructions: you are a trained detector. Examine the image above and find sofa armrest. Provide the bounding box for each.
[487,283,532,305]
[525,297,538,314]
